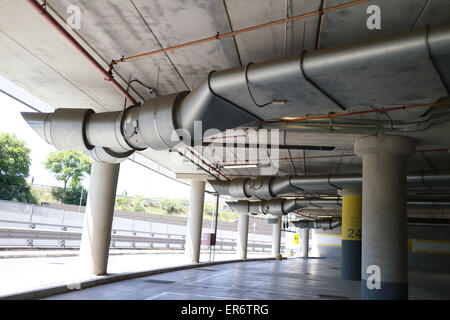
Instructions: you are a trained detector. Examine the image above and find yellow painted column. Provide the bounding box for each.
[339,190,362,280]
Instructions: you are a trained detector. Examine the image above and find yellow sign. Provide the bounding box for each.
[293,233,300,244]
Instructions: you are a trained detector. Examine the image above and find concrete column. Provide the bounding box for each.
[301,228,309,258]
[338,189,362,280]
[272,217,282,257]
[355,135,415,300]
[79,160,120,275]
[237,212,249,259]
[185,180,206,263]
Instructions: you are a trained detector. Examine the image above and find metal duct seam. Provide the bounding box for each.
[229,178,250,198]
[246,176,275,200]
[138,92,189,151]
[176,75,259,147]
[427,24,450,93]
[85,111,132,152]
[88,146,133,164]
[302,25,449,108]
[51,108,94,151]
[209,56,343,118]
[292,219,341,230]
[120,106,147,151]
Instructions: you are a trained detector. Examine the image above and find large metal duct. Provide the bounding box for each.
[292,219,342,230]
[227,199,343,216]
[210,172,450,199]
[22,25,450,161]
[227,199,450,216]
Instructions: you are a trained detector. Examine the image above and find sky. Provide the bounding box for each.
[0,74,217,202]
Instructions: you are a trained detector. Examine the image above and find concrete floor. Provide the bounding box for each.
[43,257,450,300]
[0,250,270,296]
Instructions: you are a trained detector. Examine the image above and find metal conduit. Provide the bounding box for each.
[227,199,450,217]
[292,219,341,230]
[210,173,450,199]
[22,24,450,163]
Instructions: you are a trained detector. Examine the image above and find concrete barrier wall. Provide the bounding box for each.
[0,200,281,249]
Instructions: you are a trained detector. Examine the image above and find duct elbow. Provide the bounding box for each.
[22,108,94,151]
[21,112,53,145]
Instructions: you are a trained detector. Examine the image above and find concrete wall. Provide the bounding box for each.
[315,225,450,272]
[42,202,274,235]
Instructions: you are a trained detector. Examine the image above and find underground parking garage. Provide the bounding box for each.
[0,0,450,307]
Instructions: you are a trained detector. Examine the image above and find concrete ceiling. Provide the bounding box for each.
[0,0,449,179]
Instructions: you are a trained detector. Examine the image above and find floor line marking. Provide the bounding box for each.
[188,270,233,285]
[160,291,238,300]
[144,292,169,300]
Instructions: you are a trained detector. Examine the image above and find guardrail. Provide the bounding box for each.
[0,200,284,252]
[0,219,277,252]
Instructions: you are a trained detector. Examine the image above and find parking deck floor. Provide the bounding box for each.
[44,257,450,300]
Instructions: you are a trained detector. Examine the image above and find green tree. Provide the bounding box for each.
[132,195,145,212]
[161,198,183,215]
[52,182,88,206]
[44,150,92,190]
[0,133,36,203]
[204,203,214,217]
[115,195,132,210]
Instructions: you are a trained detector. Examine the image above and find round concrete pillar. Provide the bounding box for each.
[301,228,310,258]
[338,189,362,280]
[355,135,415,300]
[237,213,249,259]
[79,160,120,276]
[185,180,206,263]
[272,217,282,257]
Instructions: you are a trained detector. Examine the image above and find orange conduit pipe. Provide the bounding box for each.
[27,0,140,106]
[260,101,450,125]
[110,0,371,65]
[218,149,449,165]
[186,147,229,181]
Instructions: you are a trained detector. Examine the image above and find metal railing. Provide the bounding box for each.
[0,217,278,252]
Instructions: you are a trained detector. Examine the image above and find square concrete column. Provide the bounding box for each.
[185,180,206,263]
[79,160,120,276]
[237,212,249,259]
[272,216,282,257]
[355,135,415,300]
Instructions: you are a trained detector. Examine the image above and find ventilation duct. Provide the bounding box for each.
[227,199,450,216]
[21,25,450,161]
[291,219,341,230]
[210,172,450,199]
[227,199,343,216]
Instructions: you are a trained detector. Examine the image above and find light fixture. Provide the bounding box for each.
[271,99,286,105]
[281,116,302,120]
[222,163,258,169]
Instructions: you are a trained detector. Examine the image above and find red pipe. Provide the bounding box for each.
[186,147,229,181]
[27,0,140,106]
